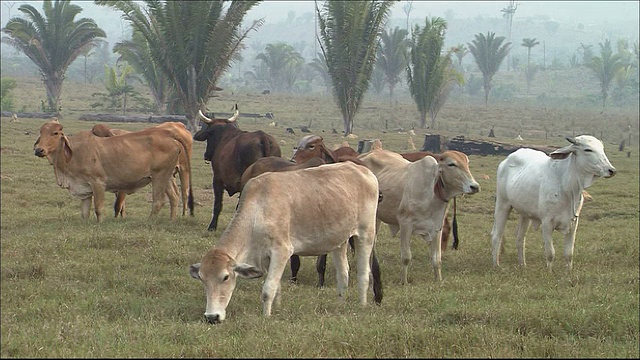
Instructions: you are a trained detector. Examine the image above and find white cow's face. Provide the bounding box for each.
[572,135,617,178]
[189,249,263,324]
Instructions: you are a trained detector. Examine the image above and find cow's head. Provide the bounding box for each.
[433,150,480,200]
[190,248,263,324]
[34,118,72,164]
[291,135,336,163]
[193,106,240,161]
[549,135,616,179]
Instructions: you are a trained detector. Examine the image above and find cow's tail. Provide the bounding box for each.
[174,135,194,216]
[259,131,276,157]
[371,247,383,304]
[452,197,460,250]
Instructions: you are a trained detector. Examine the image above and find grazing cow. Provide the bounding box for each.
[34,118,187,222]
[189,161,381,323]
[357,148,480,283]
[491,135,616,270]
[194,106,281,231]
[91,122,194,218]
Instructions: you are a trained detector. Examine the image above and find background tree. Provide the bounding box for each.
[522,37,540,94]
[113,29,169,114]
[308,52,332,95]
[377,26,410,102]
[452,43,468,73]
[500,0,518,71]
[255,42,304,93]
[406,17,462,129]
[97,1,263,132]
[587,39,624,109]
[578,43,594,66]
[316,0,395,135]
[1,0,106,114]
[468,31,511,107]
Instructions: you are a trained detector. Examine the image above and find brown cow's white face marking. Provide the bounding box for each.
[190,249,263,324]
[438,151,480,196]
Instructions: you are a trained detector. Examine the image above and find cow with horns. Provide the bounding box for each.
[194,105,282,231]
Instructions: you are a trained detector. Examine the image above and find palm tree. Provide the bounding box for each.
[255,42,304,93]
[316,0,395,136]
[96,1,263,132]
[587,39,624,109]
[114,29,169,114]
[308,52,332,95]
[377,26,410,102]
[522,37,540,94]
[468,32,511,107]
[452,43,468,72]
[500,1,518,71]
[406,17,462,129]
[1,0,106,114]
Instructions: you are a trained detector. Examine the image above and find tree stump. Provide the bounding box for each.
[420,134,445,152]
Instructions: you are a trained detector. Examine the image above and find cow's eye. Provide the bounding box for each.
[584,148,593,152]
[222,274,229,282]
[308,145,315,150]
[448,163,457,167]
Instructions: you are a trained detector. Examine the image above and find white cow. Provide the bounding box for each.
[491,135,617,270]
[357,148,480,284]
[189,162,380,323]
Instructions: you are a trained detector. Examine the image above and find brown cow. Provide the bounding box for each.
[34,118,187,222]
[91,122,194,218]
[193,105,282,231]
[291,134,359,164]
[239,156,325,192]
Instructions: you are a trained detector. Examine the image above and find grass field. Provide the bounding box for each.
[1,76,638,357]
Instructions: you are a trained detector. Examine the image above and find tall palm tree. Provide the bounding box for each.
[316,0,395,136]
[500,0,517,71]
[308,52,331,95]
[96,1,263,132]
[468,32,511,107]
[2,0,106,114]
[587,39,624,109]
[406,17,462,129]
[522,37,540,94]
[377,26,410,102]
[114,29,169,114]
[255,42,304,93]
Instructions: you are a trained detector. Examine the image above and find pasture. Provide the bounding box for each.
[1,76,639,357]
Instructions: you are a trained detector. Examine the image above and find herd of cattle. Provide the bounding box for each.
[33,106,617,324]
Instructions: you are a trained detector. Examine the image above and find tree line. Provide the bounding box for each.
[2,1,638,134]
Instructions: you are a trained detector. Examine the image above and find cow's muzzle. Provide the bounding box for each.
[204,314,221,324]
[605,167,617,178]
[34,148,46,157]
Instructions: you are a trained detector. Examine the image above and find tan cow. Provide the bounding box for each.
[189,161,380,323]
[357,148,480,283]
[34,118,187,222]
[91,122,194,218]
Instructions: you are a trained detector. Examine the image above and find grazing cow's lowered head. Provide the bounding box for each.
[193,105,282,231]
[550,135,617,180]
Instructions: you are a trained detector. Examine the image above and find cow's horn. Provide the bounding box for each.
[198,110,213,124]
[228,106,239,123]
[566,136,577,145]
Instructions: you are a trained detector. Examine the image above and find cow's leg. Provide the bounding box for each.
[491,201,512,267]
[563,217,580,271]
[114,192,126,218]
[90,185,105,223]
[209,178,224,231]
[398,224,413,285]
[353,234,373,306]
[166,178,179,220]
[541,221,555,270]
[331,243,350,301]
[428,230,443,282]
[150,172,170,218]
[262,248,291,317]
[515,215,531,267]
[289,255,300,283]
[80,197,92,220]
[316,254,327,287]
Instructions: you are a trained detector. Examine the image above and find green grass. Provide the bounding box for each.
[1,77,638,357]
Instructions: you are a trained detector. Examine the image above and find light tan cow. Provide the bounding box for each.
[189,161,380,323]
[357,148,480,284]
[34,118,187,222]
[91,122,194,218]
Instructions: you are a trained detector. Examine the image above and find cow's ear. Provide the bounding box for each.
[62,135,73,163]
[321,145,337,162]
[233,263,263,279]
[189,263,202,280]
[549,144,575,159]
[432,154,444,163]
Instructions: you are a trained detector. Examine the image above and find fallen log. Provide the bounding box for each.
[78,112,268,123]
[445,135,559,156]
[1,111,57,119]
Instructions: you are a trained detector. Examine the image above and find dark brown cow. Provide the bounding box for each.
[34,118,187,222]
[91,123,194,218]
[194,105,282,231]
